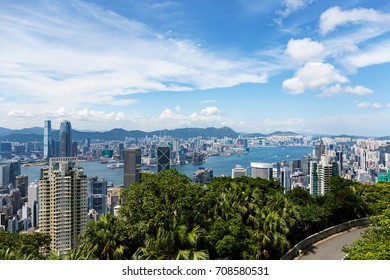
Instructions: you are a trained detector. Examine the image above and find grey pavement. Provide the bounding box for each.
[298,225,370,260]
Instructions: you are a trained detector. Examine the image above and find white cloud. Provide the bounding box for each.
[283,62,348,94]
[319,84,373,97]
[286,38,325,63]
[199,99,217,104]
[320,6,390,35]
[157,106,224,128]
[44,107,69,118]
[159,108,181,120]
[356,101,387,109]
[76,108,126,122]
[356,101,371,108]
[190,106,222,121]
[372,102,382,109]
[0,0,267,120]
[7,110,34,118]
[278,0,312,17]
[345,85,373,96]
[318,84,343,97]
[345,41,390,68]
[199,107,221,116]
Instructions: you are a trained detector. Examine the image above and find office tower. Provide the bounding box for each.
[280,167,291,193]
[87,176,107,217]
[118,143,124,160]
[0,164,10,193]
[290,159,301,172]
[157,142,170,173]
[15,175,28,198]
[314,138,326,160]
[309,161,319,196]
[59,120,72,157]
[9,161,21,188]
[21,202,30,230]
[107,186,121,214]
[39,157,87,255]
[123,148,141,187]
[291,170,306,189]
[8,188,21,215]
[14,145,25,155]
[51,139,60,157]
[28,181,39,228]
[179,148,186,164]
[301,155,311,176]
[7,217,18,233]
[318,159,339,195]
[192,167,213,184]
[336,151,343,176]
[0,142,12,158]
[232,165,247,178]
[44,120,52,159]
[250,162,273,180]
[72,141,78,157]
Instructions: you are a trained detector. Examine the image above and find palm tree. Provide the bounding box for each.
[0,248,35,260]
[78,213,126,260]
[133,214,209,260]
[247,192,300,259]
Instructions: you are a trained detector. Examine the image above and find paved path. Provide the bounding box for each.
[298,226,370,260]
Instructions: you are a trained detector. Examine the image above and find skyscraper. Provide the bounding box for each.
[250,162,273,180]
[232,165,247,178]
[309,161,319,196]
[44,120,52,159]
[27,181,39,228]
[157,142,170,173]
[87,176,107,217]
[39,157,87,255]
[192,167,213,185]
[124,148,141,187]
[59,120,72,157]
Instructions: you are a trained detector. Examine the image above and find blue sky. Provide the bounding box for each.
[1,0,390,136]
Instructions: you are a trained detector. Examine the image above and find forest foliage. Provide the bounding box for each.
[1,169,390,260]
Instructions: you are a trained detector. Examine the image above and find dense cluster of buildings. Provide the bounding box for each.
[1,119,390,255]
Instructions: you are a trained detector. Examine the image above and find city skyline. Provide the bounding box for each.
[1,0,390,136]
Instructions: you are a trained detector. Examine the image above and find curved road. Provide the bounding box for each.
[298,225,370,260]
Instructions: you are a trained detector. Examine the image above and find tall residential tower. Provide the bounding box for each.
[39,157,87,255]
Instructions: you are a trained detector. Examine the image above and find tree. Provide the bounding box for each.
[247,192,300,259]
[343,208,390,260]
[319,177,369,226]
[78,213,127,260]
[119,169,209,260]
[0,231,50,260]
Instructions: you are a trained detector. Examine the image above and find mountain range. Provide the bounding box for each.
[1,126,386,143]
[0,126,305,142]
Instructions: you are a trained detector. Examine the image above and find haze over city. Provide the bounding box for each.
[1,0,390,136]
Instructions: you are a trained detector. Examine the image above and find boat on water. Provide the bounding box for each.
[286,155,290,158]
[107,160,124,168]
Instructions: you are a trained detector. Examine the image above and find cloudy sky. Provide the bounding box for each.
[1,0,390,136]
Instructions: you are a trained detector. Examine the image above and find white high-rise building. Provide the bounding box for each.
[28,181,39,228]
[280,166,291,193]
[44,120,52,159]
[39,157,87,255]
[250,162,273,180]
[232,165,247,178]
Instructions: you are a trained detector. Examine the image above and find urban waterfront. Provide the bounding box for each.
[21,146,314,186]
